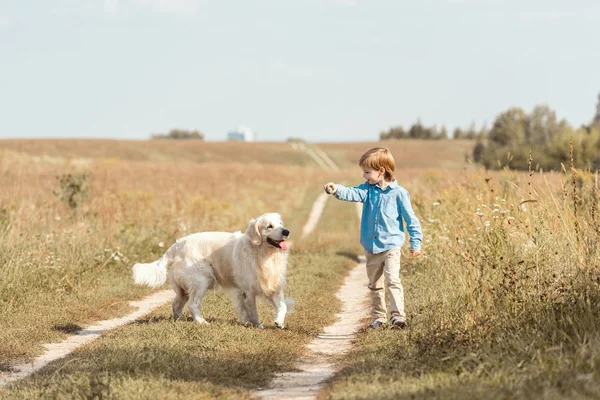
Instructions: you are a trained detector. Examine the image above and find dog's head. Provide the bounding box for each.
[246,213,290,250]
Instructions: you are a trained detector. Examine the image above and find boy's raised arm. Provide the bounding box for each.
[331,182,368,203]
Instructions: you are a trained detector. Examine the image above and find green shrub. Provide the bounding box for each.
[53,172,91,209]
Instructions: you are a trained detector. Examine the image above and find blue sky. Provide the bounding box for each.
[1,0,599,142]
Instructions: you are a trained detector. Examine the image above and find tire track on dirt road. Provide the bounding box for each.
[0,290,175,387]
[255,202,369,400]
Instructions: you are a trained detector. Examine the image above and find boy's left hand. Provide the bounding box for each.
[410,249,422,257]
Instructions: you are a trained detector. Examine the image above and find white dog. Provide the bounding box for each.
[132,213,292,328]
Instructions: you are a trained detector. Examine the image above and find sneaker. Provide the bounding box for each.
[368,320,384,329]
[391,316,407,329]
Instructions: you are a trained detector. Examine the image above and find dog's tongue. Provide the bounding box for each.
[279,241,289,251]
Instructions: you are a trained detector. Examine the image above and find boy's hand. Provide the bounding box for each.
[410,249,422,257]
[324,182,337,195]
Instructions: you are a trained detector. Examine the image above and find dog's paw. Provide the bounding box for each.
[255,323,265,329]
[274,321,285,329]
[194,318,210,325]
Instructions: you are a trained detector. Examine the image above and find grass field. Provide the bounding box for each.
[0,143,326,366]
[1,139,599,399]
[321,166,600,399]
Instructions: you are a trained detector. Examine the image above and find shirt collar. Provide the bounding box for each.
[373,179,398,191]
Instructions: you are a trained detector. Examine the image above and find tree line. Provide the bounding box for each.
[380,120,486,141]
[381,92,600,171]
[474,94,600,170]
[151,129,204,140]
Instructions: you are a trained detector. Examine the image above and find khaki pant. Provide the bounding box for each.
[365,247,405,322]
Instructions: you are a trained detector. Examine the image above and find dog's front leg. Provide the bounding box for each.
[231,289,250,324]
[244,292,263,329]
[269,290,287,329]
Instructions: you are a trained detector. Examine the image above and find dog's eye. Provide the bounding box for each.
[267,224,273,229]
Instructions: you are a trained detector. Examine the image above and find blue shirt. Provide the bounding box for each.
[334,180,423,254]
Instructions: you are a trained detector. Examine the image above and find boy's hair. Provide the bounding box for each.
[359,147,395,182]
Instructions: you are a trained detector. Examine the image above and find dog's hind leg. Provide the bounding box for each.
[187,274,213,325]
[268,290,287,329]
[172,285,189,320]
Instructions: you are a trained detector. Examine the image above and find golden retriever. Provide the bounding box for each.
[132,213,292,328]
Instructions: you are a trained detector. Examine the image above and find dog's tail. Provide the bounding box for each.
[285,298,296,315]
[132,255,168,289]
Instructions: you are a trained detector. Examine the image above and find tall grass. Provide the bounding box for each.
[323,153,600,398]
[0,149,320,364]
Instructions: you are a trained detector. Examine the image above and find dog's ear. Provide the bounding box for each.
[246,218,262,246]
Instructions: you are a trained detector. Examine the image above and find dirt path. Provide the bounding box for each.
[302,193,329,237]
[255,203,369,400]
[0,290,175,387]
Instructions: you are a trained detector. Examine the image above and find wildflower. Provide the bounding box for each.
[158,242,165,248]
[484,221,491,227]
[476,212,484,217]
[432,202,440,207]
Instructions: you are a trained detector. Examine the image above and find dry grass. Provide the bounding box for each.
[1,183,361,399]
[320,139,475,170]
[0,145,321,365]
[0,140,316,166]
[3,138,598,399]
[321,165,600,399]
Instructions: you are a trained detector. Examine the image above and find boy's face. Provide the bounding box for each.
[362,167,385,185]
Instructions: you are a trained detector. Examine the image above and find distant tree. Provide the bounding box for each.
[453,127,464,139]
[380,125,406,140]
[487,107,527,146]
[478,104,600,171]
[409,118,425,139]
[463,122,478,139]
[478,124,488,140]
[151,129,204,140]
[439,126,449,140]
[525,104,562,144]
[473,140,485,163]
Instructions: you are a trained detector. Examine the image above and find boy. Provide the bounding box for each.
[324,147,422,329]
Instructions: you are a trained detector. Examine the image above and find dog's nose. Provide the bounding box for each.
[282,228,290,237]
